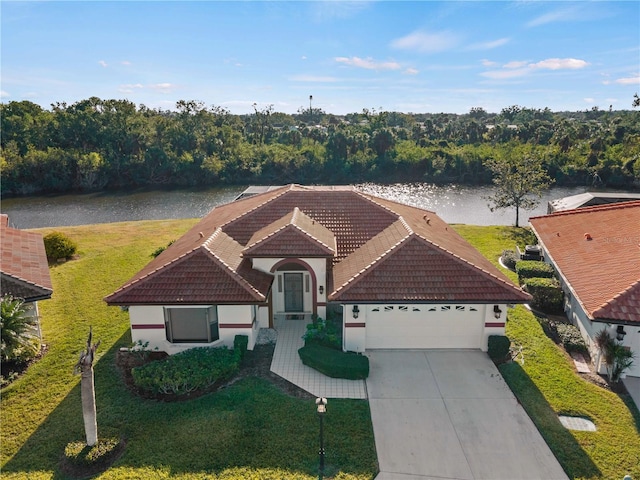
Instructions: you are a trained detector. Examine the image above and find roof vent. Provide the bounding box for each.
[199,232,204,238]
[423,214,431,225]
[584,233,592,241]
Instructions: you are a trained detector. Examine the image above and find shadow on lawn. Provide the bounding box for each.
[4,334,376,479]
[499,361,601,479]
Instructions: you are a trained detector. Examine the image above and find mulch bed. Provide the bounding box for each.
[115,344,314,402]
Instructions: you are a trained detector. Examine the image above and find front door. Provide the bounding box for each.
[284,273,304,312]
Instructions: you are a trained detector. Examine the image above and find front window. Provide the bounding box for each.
[164,306,219,343]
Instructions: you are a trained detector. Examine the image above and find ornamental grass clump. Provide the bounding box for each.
[131,346,240,395]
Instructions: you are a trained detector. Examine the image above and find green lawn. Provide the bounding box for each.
[0,219,377,479]
[454,225,640,480]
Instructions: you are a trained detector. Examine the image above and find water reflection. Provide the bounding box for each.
[1,183,588,229]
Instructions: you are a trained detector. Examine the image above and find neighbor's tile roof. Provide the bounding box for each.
[243,207,336,257]
[529,201,640,323]
[106,184,529,306]
[1,216,53,302]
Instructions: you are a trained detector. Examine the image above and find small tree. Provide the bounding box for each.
[1,295,40,363]
[595,329,635,384]
[44,231,77,262]
[73,328,100,446]
[484,155,553,227]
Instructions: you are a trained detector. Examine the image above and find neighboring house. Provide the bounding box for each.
[0,214,53,324]
[529,201,640,378]
[547,191,640,213]
[105,185,530,354]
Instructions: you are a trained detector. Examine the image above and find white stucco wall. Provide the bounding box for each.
[128,304,259,354]
[342,303,504,352]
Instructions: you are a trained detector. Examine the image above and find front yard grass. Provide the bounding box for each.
[1,219,377,479]
[455,225,640,480]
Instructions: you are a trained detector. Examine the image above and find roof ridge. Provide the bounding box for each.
[530,200,640,220]
[357,190,437,217]
[218,185,291,232]
[201,243,266,301]
[290,223,336,253]
[332,223,411,296]
[353,190,406,219]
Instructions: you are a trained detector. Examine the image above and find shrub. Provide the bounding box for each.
[555,323,587,354]
[298,344,369,379]
[488,335,511,361]
[523,277,564,313]
[302,316,341,350]
[515,260,554,282]
[234,334,248,360]
[151,240,175,258]
[1,295,40,363]
[64,437,121,467]
[43,231,77,262]
[501,249,518,270]
[595,329,636,384]
[131,346,239,395]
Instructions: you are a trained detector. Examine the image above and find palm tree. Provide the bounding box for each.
[0,295,40,362]
[73,328,101,446]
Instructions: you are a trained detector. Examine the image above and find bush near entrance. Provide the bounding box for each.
[298,344,369,379]
[523,277,564,314]
[487,335,511,362]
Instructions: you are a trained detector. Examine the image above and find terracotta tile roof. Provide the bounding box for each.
[243,207,336,257]
[107,184,529,306]
[1,219,52,301]
[530,201,640,323]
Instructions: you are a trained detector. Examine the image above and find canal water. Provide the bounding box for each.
[1,183,589,229]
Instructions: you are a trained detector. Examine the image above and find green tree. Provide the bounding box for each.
[1,295,40,363]
[484,153,553,227]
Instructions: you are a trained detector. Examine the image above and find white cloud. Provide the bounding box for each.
[482,57,589,80]
[149,83,177,94]
[301,56,307,60]
[390,30,459,53]
[504,61,529,69]
[335,56,401,71]
[98,60,108,67]
[584,97,595,104]
[531,58,589,70]
[481,59,498,67]
[290,74,338,82]
[615,75,640,85]
[467,37,510,51]
[404,67,419,75]
[527,8,575,27]
[0,90,9,98]
[121,60,131,66]
[118,83,144,94]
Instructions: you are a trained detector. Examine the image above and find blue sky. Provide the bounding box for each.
[1,1,639,115]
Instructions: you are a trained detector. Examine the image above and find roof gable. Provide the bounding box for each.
[530,201,640,323]
[243,207,336,257]
[331,234,530,303]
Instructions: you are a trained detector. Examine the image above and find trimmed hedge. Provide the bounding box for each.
[43,231,77,262]
[234,334,248,360]
[488,335,511,361]
[131,346,239,395]
[556,323,587,354]
[298,344,369,379]
[523,277,564,314]
[515,260,554,281]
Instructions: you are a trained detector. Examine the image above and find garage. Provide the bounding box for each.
[364,304,485,349]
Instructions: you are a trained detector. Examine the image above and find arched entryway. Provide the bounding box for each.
[270,259,317,324]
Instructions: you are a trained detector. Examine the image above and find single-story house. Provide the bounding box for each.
[105,185,530,354]
[0,214,53,323]
[529,201,640,378]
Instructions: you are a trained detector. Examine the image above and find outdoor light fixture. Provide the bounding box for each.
[493,305,502,319]
[616,325,627,342]
[316,397,327,479]
[319,285,324,295]
[352,305,360,319]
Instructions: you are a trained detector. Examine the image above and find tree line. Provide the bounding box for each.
[1,97,639,196]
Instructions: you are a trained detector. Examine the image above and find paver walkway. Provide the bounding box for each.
[269,317,367,399]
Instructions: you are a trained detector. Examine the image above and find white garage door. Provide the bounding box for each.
[365,304,484,349]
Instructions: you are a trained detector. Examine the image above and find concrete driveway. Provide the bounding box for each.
[366,350,568,480]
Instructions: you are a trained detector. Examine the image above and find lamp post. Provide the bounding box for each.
[316,397,327,479]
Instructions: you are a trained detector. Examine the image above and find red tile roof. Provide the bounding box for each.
[243,207,336,257]
[106,185,528,306]
[1,218,53,301]
[530,201,640,323]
